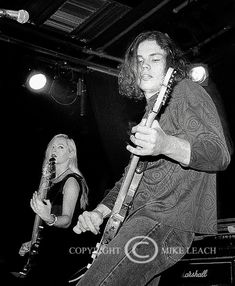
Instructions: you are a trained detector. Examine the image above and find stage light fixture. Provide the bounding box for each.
[25,69,51,93]
[28,72,47,90]
[24,65,80,105]
[189,64,208,85]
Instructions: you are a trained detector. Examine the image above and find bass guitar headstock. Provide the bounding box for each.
[48,155,56,180]
[42,155,56,180]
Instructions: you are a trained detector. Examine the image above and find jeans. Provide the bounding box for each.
[76,216,194,286]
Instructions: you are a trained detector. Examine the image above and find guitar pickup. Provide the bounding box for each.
[136,161,148,174]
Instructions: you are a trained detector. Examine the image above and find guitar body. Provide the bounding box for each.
[18,218,44,277]
[99,215,121,245]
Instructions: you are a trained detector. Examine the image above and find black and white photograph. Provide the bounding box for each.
[0,1,234,285]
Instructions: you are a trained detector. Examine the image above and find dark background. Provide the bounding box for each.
[0,0,234,281]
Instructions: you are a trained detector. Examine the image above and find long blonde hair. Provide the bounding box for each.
[40,134,89,210]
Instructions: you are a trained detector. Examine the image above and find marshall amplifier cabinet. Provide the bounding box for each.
[160,218,235,285]
[160,256,235,285]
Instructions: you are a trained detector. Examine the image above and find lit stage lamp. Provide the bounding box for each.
[24,67,79,105]
[189,64,209,85]
[25,71,49,92]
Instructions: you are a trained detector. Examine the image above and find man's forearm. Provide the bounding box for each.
[164,135,191,166]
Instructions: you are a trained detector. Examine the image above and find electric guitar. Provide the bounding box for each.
[18,156,56,278]
[68,67,176,283]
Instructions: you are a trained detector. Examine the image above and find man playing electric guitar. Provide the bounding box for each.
[73,31,231,286]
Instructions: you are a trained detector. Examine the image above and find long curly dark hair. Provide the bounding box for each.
[118,31,190,99]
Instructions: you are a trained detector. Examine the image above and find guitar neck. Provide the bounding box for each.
[30,183,51,244]
[113,155,140,212]
[110,111,157,216]
[31,214,43,244]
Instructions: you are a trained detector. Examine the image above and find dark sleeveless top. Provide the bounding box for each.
[46,172,84,229]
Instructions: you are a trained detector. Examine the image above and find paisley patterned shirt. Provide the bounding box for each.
[101,79,231,234]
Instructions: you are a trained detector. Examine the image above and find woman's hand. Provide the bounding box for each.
[30,192,52,222]
[19,241,31,256]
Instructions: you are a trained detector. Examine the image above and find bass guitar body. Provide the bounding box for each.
[17,216,44,278]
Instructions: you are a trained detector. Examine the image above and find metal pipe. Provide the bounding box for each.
[87,65,118,77]
[83,48,123,63]
[0,34,119,76]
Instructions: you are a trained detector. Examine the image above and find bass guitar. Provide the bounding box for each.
[17,155,56,278]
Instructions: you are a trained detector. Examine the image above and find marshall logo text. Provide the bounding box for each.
[183,269,208,278]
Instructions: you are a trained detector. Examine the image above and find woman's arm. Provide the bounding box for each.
[31,177,80,228]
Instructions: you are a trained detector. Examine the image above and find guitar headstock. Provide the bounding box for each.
[49,156,56,179]
[42,155,56,179]
[152,67,177,114]
[162,69,177,106]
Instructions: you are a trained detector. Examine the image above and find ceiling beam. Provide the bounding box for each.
[0,34,119,76]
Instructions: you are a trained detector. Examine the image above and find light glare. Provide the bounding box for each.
[28,73,47,90]
[190,66,207,84]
